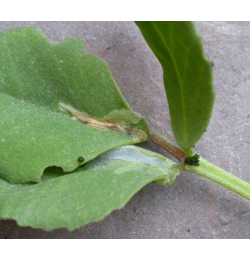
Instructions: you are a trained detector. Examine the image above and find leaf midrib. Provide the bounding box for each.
[151,22,188,147]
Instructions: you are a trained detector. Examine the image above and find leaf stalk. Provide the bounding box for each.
[150,132,186,163]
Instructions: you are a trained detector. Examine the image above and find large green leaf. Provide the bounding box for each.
[0,145,179,231]
[136,22,214,150]
[0,27,148,183]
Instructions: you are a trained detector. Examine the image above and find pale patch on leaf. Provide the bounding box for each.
[103,108,141,125]
[59,102,148,142]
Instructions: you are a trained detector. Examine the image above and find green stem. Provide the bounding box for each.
[184,158,250,200]
[150,132,250,200]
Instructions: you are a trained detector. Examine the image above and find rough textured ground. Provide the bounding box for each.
[0,21,249,239]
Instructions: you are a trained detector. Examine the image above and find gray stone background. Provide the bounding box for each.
[0,21,249,239]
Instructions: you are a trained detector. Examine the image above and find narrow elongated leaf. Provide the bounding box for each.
[0,27,148,183]
[0,146,179,231]
[136,22,214,150]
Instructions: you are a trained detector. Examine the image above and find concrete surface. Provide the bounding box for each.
[0,21,249,239]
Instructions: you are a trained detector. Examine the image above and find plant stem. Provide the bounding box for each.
[184,158,250,200]
[150,132,186,163]
[150,132,250,200]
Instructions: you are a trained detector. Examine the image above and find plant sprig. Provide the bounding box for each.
[136,21,250,201]
[0,22,249,232]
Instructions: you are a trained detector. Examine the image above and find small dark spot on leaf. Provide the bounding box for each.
[78,156,85,163]
[210,61,215,67]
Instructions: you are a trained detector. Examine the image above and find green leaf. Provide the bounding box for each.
[136,22,214,150]
[0,27,148,183]
[0,94,146,183]
[0,145,179,231]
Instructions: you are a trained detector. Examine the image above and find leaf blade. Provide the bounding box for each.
[136,21,214,150]
[0,145,179,231]
[0,94,146,183]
